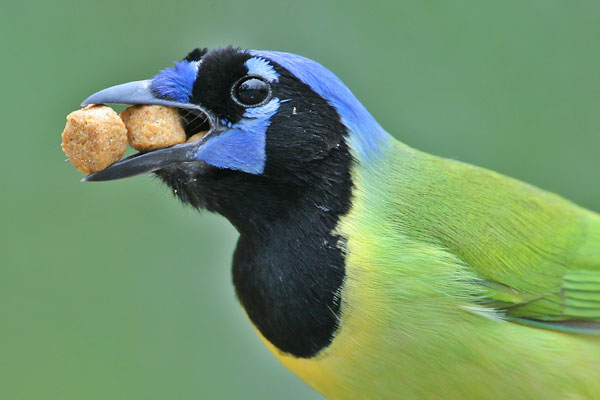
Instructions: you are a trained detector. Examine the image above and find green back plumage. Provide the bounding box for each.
[370,140,600,331]
[270,137,600,400]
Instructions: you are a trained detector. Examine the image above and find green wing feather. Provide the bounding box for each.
[388,143,600,332]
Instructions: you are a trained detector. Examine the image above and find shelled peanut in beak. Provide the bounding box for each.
[62,104,209,175]
[61,105,127,174]
[120,105,187,152]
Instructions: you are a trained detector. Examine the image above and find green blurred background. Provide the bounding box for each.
[2,1,599,399]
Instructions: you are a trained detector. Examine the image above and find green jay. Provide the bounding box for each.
[79,47,600,399]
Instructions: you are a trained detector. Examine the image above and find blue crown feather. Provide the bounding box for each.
[250,50,391,159]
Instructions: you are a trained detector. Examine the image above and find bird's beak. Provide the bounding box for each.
[80,80,216,182]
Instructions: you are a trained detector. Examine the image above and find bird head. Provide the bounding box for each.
[82,47,389,232]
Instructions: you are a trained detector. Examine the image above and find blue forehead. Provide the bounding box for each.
[249,50,390,158]
[151,60,200,103]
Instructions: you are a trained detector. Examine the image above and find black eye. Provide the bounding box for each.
[232,77,271,106]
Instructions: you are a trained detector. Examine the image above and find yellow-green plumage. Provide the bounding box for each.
[264,137,600,399]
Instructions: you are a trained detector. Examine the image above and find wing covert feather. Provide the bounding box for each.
[391,144,600,329]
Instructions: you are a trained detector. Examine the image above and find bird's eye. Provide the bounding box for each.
[232,77,271,106]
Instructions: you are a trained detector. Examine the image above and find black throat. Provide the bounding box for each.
[155,142,352,358]
[230,146,352,358]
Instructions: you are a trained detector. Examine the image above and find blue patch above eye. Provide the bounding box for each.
[151,60,200,102]
[193,98,281,175]
[244,57,279,82]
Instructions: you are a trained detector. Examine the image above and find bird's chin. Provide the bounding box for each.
[151,163,211,209]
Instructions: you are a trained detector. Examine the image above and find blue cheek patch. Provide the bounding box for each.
[194,128,266,174]
[193,98,281,175]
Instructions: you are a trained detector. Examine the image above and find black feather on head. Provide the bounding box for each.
[182,48,208,62]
